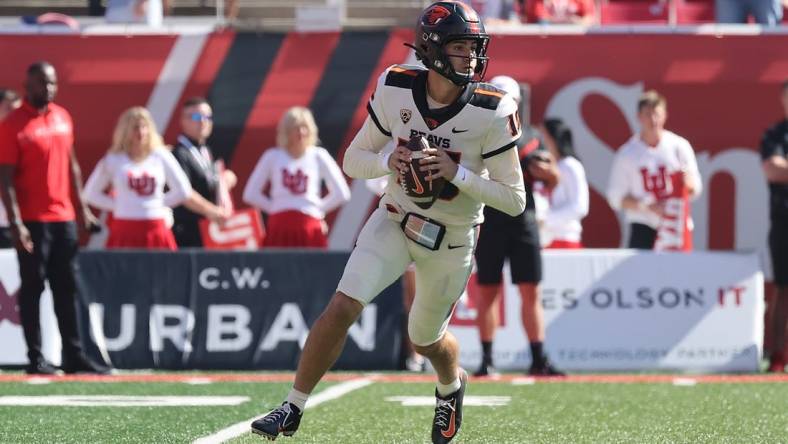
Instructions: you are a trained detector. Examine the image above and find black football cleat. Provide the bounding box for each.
[528,359,566,377]
[432,369,467,444]
[251,402,302,440]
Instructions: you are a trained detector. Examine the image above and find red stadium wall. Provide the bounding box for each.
[1,30,786,256]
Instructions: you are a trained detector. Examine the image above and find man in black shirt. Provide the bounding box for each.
[761,79,788,373]
[171,97,234,247]
[473,76,564,377]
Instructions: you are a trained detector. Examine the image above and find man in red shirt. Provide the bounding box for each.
[0,61,108,375]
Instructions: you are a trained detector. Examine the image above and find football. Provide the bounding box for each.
[399,135,446,209]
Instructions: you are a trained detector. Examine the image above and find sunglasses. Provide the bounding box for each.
[189,112,213,122]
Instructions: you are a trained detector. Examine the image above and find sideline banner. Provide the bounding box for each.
[0,250,62,366]
[450,250,764,372]
[76,250,402,370]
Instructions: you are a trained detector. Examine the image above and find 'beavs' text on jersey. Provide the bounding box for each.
[367,64,521,226]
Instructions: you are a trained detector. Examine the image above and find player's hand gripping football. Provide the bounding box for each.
[387,143,458,181]
[390,136,451,209]
[388,144,413,175]
[419,147,459,182]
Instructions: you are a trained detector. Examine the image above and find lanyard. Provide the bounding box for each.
[178,135,213,172]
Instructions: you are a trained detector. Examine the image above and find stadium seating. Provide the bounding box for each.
[676,0,714,24]
[599,0,669,24]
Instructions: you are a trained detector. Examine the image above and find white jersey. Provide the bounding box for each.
[242,146,351,220]
[543,156,589,244]
[84,148,192,220]
[343,64,526,227]
[606,130,702,229]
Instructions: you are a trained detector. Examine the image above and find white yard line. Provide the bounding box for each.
[511,377,536,385]
[24,377,53,385]
[672,378,698,386]
[192,377,374,444]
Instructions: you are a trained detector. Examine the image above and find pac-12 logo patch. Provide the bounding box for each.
[400,109,412,124]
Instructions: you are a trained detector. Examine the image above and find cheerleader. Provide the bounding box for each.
[540,118,589,248]
[84,107,224,250]
[243,106,351,248]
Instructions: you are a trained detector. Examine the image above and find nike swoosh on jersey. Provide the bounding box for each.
[451,127,469,133]
[447,244,465,249]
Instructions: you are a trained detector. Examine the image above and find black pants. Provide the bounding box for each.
[0,227,11,249]
[16,221,83,364]
[628,223,657,250]
[769,221,788,286]
[173,220,204,248]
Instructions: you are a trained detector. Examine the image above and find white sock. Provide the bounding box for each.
[286,388,309,411]
[436,376,461,397]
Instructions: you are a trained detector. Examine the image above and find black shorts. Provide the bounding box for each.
[475,208,541,285]
[628,223,657,249]
[769,222,788,286]
[0,227,11,249]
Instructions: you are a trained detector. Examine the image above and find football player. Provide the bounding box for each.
[251,2,526,443]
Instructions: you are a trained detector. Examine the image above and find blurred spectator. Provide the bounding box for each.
[459,0,521,22]
[243,106,350,248]
[716,0,784,25]
[88,0,104,16]
[223,0,239,20]
[0,89,21,248]
[105,0,168,26]
[170,97,234,248]
[540,118,589,248]
[0,62,108,375]
[84,107,223,249]
[473,75,563,377]
[21,13,81,32]
[606,90,702,251]
[524,0,596,24]
[760,79,788,373]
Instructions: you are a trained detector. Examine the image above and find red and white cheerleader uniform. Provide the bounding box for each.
[543,156,589,249]
[84,148,192,250]
[242,146,351,248]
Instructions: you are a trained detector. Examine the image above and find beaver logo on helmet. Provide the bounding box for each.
[423,4,451,26]
[406,1,490,87]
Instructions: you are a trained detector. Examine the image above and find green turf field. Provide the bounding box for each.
[0,373,786,444]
